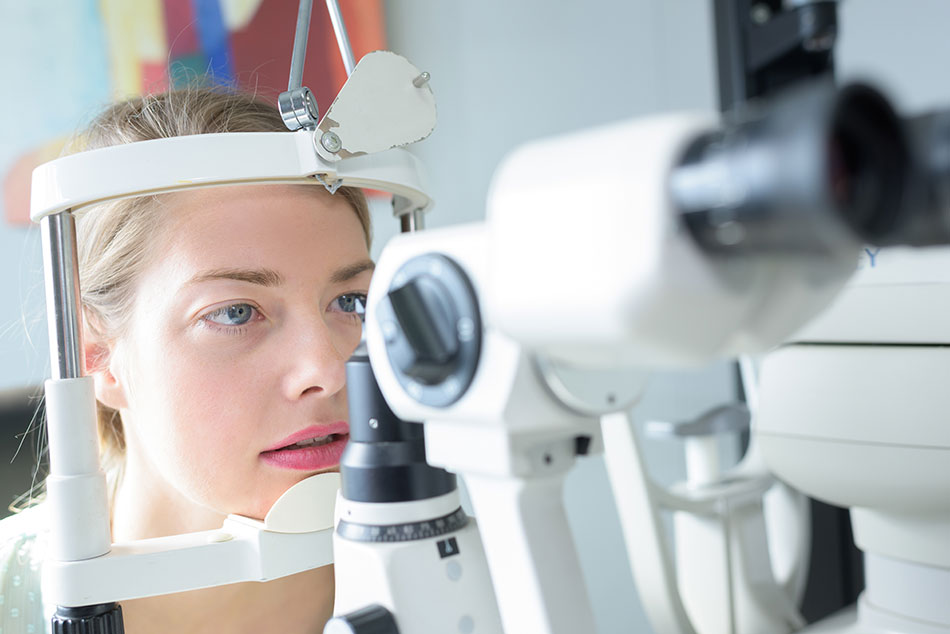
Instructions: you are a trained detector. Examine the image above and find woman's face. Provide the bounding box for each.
[109,184,371,520]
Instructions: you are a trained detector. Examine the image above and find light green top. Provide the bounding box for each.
[0,505,51,634]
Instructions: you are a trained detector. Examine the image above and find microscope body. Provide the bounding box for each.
[365,222,603,634]
[361,93,886,634]
[485,108,861,370]
[327,333,504,634]
[331,490,500,634]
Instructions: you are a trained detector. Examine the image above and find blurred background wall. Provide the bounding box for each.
[1,1,950,631]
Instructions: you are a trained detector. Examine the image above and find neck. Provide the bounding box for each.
[112,444,226,542]
[120,568,335,634]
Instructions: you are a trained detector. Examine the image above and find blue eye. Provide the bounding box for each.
[206,303,256,326]
[335,293,367,317]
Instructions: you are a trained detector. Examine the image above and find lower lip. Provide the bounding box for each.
[259,435,349,471]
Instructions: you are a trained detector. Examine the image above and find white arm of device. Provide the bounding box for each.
[30,130,431,222]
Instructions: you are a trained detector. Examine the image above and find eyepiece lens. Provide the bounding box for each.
[827,86,906,242]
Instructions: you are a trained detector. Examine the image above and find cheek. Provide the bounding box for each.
[160,340,273,448]
[127,328,273,475]
[327,315,364,356]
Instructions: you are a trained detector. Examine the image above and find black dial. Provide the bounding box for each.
[378,254,481,408]
[388,275,460,385]
[324,605,399,634]
[52,603,124,634]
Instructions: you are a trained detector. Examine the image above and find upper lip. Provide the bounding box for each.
[263,422,350,452]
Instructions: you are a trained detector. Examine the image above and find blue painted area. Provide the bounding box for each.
[0,0,111,160]
[0,227,48,390]
[0,0,112,389]
[170,53,215,89]
[191,0,235,86]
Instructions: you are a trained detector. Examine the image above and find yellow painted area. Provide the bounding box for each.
[220,0,264,30]
[136,0,168,63]
[99,0,168,99]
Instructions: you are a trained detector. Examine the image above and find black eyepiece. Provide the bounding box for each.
[827,83,907,243]
[673,80,910,255]
[341,351,456,504]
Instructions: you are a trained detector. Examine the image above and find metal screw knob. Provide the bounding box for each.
[321,131,343,153]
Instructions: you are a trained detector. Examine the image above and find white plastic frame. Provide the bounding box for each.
[31,128,432,222]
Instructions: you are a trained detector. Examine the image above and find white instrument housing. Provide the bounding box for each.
[486,112,860,369]
[365,224,603,634]
[758,247,950,632]
[332,491,503,633]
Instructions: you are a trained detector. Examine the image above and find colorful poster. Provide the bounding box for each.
[0,0,386,226]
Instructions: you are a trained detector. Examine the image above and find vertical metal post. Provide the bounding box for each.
[289,0,314,91]
[42,209,117,630]
[326,0,357,76]
[400,210,425,233]
[41,212,85,380]
[280,0,319,131]
[713,0,838,113]
[713,0,749,113]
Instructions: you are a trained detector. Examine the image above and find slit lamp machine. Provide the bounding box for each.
[28,1,950,633]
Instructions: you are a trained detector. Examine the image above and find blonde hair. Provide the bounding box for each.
[73,87,371,495]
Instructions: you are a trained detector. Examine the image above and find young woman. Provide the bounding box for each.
[0,88,373,634]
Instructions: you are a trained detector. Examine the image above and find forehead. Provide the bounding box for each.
[168,183,355,232]
[159,184,367,264]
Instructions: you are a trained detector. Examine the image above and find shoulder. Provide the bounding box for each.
[0,504,49,565]
[0,503,48,541]
[0,504,51,633]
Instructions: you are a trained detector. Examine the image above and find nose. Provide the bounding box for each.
[282,313,351,400]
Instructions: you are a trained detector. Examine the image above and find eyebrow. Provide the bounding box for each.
[187,267,283,287]
[185,259,375,288]
[330,259,375,284]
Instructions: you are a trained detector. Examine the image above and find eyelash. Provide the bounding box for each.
[200,303,262,336]
[332,293,368,319]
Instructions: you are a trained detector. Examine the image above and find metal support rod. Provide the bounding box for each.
[288,0,314,90]
[326,0,357,76]
[713,0,838,113]
[713,0,748,113]
[400,209,425,233]
[41,212,85,380]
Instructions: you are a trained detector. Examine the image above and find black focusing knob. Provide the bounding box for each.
[388,276,460,385]
[52,603,124,634]
[324,604,400,634]
[378,254,481,408]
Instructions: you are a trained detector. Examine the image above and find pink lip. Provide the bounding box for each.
[259,422,350,472]
[259,436,348,471]
[263,422,349,452]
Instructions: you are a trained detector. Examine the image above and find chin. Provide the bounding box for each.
[232,468,341,520]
